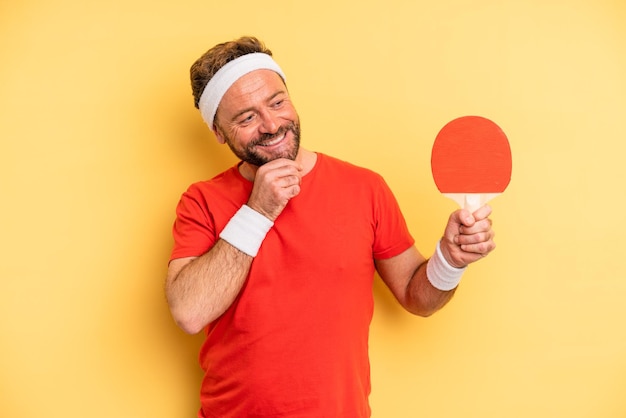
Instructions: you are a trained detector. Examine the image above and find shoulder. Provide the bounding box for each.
[316,153,385,183]
[182,164,246,198]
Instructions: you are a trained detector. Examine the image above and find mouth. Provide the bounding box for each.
[256,129,289,148]
[240,122,300,165]
[257,131,287,147]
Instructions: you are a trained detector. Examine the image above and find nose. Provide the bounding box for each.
[258,109,279,134]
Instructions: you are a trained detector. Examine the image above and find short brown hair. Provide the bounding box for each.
[190,36,273,109]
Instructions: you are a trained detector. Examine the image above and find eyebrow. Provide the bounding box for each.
[230,90,286,122]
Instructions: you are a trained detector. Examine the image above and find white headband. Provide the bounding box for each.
[198,52,286,129]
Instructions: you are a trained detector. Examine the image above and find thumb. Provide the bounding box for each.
[457,208,475,228]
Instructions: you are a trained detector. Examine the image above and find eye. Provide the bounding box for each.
[237,113,255,125]
[270,96,286,109]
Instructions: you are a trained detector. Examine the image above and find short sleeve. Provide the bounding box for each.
[170,187,217,261]
[371,175,415,260]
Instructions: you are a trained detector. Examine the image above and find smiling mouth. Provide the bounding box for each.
[258,132,287,147]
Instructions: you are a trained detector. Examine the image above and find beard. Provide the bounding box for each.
[224,121,301,167]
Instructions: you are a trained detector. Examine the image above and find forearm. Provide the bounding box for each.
[404,261,457,317]
[166,239,252,334]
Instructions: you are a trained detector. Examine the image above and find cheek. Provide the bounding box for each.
[223,125,254,147]
[283,107,300,125]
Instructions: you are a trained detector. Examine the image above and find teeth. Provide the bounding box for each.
[261,133,285,146]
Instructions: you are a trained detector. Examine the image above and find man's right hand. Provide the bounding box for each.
[246,158,303,221]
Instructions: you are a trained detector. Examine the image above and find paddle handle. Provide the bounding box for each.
[443,193,500,213]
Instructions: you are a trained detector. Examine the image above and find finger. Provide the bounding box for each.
[460,239,496,256]
[265,157,303,171]
[459,217,492,235]
[256,158,302,178]
[472,204,493,221]
[456,229,494,246]
[281,174,301,188]
[457,208,475,227]
[278,166,303,182]
[287,184,301,198]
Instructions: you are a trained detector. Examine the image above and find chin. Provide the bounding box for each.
[258,141,300,165]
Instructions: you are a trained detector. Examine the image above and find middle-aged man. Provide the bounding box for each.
[165,36,496,418]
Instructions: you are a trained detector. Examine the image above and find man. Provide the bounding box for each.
[166,36,496,418]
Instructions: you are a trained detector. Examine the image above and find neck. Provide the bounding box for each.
[239,148,317,181]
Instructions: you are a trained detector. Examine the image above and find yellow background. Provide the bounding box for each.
[2,0,625,417]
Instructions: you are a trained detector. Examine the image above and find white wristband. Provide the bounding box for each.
[219,205,274,257]
[426,240,466,291]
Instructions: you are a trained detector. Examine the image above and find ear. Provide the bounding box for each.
[213,125,226,144]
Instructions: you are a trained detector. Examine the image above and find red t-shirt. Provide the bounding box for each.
[171,153,415,417]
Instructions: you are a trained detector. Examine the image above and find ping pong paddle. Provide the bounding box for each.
[431,115,512,212]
